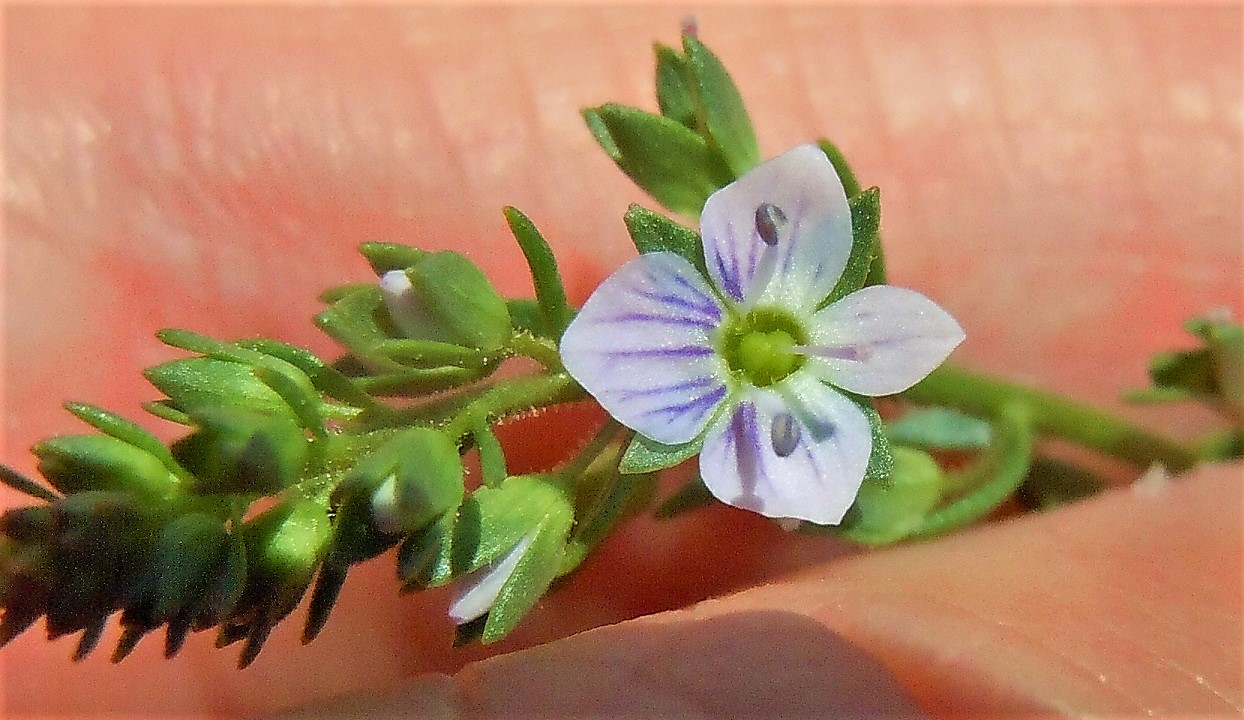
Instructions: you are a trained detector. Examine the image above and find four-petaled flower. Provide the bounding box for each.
[560,145,965,525]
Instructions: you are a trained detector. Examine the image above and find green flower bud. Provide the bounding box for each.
[33,435,180,502]
[365,428,464,536]
[379,251,511,353]
[833,446,944,545]
[133,513,231,626]
[145,357,301,426]
[171,408,309,495]
[242,498,332,593]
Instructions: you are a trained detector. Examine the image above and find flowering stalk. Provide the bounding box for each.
[2,24,1240,669]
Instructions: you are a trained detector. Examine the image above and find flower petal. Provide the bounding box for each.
[699,144,852,312]
[447,534,533,625]
[699,374,871,525]
[803,285,966,396]
[560,253,730,445]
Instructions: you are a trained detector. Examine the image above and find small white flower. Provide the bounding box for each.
[560,145,965,525]
[447,535,534,625]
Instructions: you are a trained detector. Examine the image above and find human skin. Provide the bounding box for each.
[3,5,1240,719]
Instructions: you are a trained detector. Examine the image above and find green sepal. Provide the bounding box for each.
[654,474,715,519]
[131,513,231,626]
[144,357,300,427]
[358,241,429,275]
[155,331,326,423]
[908,404,1035,539]
[852,396,894,486]
[654,43,696,129]
[365,428,465,536]
[242,498,332,593]
[823,187,883,306]
[190,533,246,630]
[170,407,309,495]
[828,446,944,544]
[315,285,402,369]
[65,402,191,481]
[682,34,760,179]
[32,434,181,502]
[395,252,513,353]
[506,299,548,338]
[0,464,59,503]
[887,407,992,452]
[302,558,348,645]
[503,206,573,337]
[1016,457,1105,511]
[623,204,709,279]
[480,503,573,643]
[583,103,727,219]
[619,432,703,474]
[817,138,863,199]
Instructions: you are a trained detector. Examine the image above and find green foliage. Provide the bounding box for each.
[831,446,944,544]
[1127,313,1244,426]
[504,207,573,338]
[619,432,703,474]
[823,188,883,306]
[623,204,710,278]
[887,407,992,452]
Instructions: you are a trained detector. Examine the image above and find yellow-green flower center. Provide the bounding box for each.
[718,307,808,387]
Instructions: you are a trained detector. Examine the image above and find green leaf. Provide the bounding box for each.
[683,35,760,178]
[654,43,696,129]
[583,103,726,218]
[171,407,309,495]
[355,366,487,397]
[817,138,863,199]
[472,418,508,489]
[235,338,375,411]
[506,299,547,338]
[622,204,710,280]
[314,286,404,370]
[887,407,992,452]
[619,432,703,474]
[654,474,715,519]
[823,187,882,306]
[503,207,573,337]
[374,338,487,369]
[564,467,657,571]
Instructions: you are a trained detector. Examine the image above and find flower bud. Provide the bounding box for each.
[380,251,511,353]
[359,241,429,275]
[242,498,332,594]
[33,435,180,502]
[367,428,464,536]
[171,407,309,495]
[136,513,231,626]
[834,446,944,545]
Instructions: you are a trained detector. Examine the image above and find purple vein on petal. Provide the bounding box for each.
[618,375,722,401]
[605,345,716,361]
[640,384,728,422]
[603,311,718,330]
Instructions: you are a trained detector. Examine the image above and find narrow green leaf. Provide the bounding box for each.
[823,187,882,306]
[682,35,760,178]
[619,432,703,474]
[144,357,299,425]
[654,43,696,128]
[472,419,508,489]
[374,338,486,369]
[65,403,182,472]
[845,395,893,486]
[583,103,725,218]
[314,286,403,370]
[236,339,376,411]
[0,464,59,502]
[623,204,709,279]
[355,366,486,396]
[502,206,574,336]
[887,407,992,452]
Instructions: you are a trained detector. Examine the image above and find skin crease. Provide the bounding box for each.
[2,5,1240,719]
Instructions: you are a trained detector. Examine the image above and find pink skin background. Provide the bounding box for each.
[3,5,1240,719]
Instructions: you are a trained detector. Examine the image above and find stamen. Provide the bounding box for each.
[754,202,787,247]
[771,412,801,457]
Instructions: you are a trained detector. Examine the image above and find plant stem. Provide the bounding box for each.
[507,332,563,371]
[903,363,1204,472]
[440,372,583,442]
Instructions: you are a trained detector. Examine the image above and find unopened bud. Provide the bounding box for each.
[380,251,511,353]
